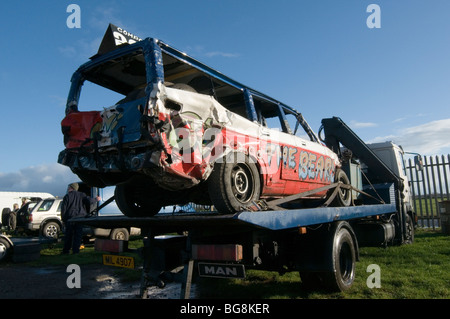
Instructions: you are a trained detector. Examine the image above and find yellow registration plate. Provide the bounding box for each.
[103,254,135,269]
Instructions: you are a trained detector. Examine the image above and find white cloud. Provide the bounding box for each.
[392,117,406,123]
[88,6,127,33]
[368,118,450,155]
[0,164,78,197]
[58,37,102,61]
[183,45,240,59]
[350,121,378,128]
[204,51,240,58]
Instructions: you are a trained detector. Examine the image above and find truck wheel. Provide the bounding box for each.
[110,228,129,241]
[404,214,414,244]
[331,169,352,207]
[208,153,260,214]
[42,222,60,239]
[323,223,356,291]
[115,178,162,217]
[0,237,12,262]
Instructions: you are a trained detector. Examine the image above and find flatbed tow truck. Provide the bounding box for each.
[72,116,417,298]
[61,25,418,298]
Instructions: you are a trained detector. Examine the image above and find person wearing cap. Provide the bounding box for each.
[61,183,100,254]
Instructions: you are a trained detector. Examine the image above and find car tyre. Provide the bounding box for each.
[42,221,61,239]
[208,152,261,214]
[331,169,352,207]
[115,177,162,217]
[0,237,12,262]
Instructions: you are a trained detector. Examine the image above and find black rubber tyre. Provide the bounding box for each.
[324,223,356,291]
[208,153,261,214]
[2,208,11,227]
[300,222,356,292]
[0,237,12,262]
[404,213,415,244]
[115,178,162,217]
[331,169,352,207]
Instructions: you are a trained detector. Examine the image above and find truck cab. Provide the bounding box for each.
[367,141,413,211]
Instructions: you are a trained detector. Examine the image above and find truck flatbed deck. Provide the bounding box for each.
[72,202,396,232]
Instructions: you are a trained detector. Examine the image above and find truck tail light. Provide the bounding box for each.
[192,244,243,261]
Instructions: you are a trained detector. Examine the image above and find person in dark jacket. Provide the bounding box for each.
[9,203,19,232]
[61,183,100,254]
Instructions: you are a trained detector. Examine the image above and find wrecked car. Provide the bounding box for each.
[58,24,348,217]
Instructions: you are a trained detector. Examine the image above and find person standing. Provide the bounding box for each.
[8,203,19,232]
[61,183,100,254]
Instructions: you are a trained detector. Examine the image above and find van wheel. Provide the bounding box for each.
[208,153,260,214]
[42,222,60,239]
[110,228,129,241]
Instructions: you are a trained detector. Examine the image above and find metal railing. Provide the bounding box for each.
[406,154,450,229]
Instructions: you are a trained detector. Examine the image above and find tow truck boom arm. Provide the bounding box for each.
[320,117,401,187]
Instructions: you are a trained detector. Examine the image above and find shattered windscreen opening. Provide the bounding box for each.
[76,49,147,112]
[77,81,124,112]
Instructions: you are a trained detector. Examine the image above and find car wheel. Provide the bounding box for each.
[0,237,12,262]
[208,152,261,214]
[331,169,352,207]
[115,177,162,217]
[42,222,60,239]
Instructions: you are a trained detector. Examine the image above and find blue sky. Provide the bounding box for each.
[1,0,450,196]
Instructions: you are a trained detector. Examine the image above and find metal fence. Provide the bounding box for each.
[406,154,450,229]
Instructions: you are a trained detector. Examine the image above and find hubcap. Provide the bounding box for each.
[231,164,253,203]
[115,232,125,240]
[234,170,249,195]
[46,225,58,238]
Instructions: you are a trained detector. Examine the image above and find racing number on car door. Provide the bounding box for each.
[280,145,335,184]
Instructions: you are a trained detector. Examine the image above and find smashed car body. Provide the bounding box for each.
[58,25,345,217]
